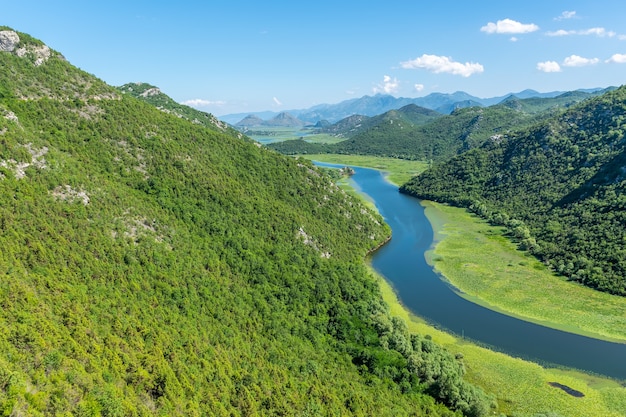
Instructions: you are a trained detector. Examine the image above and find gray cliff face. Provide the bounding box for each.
[0,30,51,66]
[0,30,20,52]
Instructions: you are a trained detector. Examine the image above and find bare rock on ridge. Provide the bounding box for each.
[0,29,51,66]
[0,30,20,52]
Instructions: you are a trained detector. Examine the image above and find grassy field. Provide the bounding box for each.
[302,133,347,144]
[375,270,626,417]
[244,126,313,144]
[301,153,428,185]
[245,127,346,144]
[423,201,626,343]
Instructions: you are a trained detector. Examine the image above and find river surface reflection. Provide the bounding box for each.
[318,162,626,380]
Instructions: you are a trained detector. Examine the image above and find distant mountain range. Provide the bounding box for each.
[267,88,614,162]
[219,88,612,126]
[236,111,306,128]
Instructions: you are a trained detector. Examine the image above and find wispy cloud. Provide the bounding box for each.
[181,99,226,107]
[606,53,626,64]
[555,11,577,21]
[373,75,399,94]
[481,18,539,34]
[546,27,616,37]
[537,61,561,73]
[273,97,282,106]
[538,54,601,72]
[563,55,599,67]
[400,54,484,77]
[414,84,425,92]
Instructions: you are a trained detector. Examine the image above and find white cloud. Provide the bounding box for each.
[546,27,616,37]
[414,84,424,92]
[510,37,519,42]
[537,61,561,72]
[606,53,626,63]
[181,99,226,107]
[582,27,616,37]
[481,18,539,34]
[400,54,484,77]
[373,75,399,94]
[563,55,599,67]
[546,29,570,37]
[555,11,577,21]
[273,97,282,105]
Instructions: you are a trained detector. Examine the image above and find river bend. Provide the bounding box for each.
[321,162,626,380]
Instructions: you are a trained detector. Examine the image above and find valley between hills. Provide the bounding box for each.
[1,27,626,417]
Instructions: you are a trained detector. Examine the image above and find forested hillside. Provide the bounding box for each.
[117,82,240,136]
[401,86,626,296]
[268,95,594,161]
[0,28,489,416]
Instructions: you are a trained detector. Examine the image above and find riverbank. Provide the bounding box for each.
[421,200,626,343]
[305,154,427,185]
[374,267,626,417]
[310,154,626,415]
[312,153,626,343]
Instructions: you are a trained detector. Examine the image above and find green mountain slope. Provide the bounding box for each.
[117,82,246,139]
[332,105,527,160]
[318,114,373,137]
[0,28,489,416]
[497,88,613,115]
[267,104,443,158]
[268,93,603,162]
[401,86,626,295]
[268,102,547,161]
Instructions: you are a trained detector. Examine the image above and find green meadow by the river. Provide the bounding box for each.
[307,153,626,416]
[304,154,429,185]
[376,271,626,417]
[423,201,626,343]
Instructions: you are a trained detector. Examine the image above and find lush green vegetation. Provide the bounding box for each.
[300,154,429,185]
[497,89,613,115]
[309,155,626,416]
[401,86,626,296]
[0,28,491,416]
[236,126,316,144]
[269,103,551,161]
[117,82,241,137]
[377,272,626,417]
[422,201,626,342]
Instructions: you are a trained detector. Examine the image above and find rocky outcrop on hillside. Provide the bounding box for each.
[0,30,19,51]
[0,30,51,66]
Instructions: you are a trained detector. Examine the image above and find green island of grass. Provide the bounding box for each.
[423,201,626,344]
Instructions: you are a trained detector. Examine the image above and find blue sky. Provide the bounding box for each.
[4,1,626,116]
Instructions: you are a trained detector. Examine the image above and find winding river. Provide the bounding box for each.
[320,162,626,381]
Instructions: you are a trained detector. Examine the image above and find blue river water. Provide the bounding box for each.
[318,162,626,381]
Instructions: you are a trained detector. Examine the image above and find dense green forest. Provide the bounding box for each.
[401,86,626,296]
[0,28,490,416]
[267,95,597,161]
[117,82,242,137]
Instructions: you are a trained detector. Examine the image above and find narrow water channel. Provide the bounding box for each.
[320,162,626,381]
